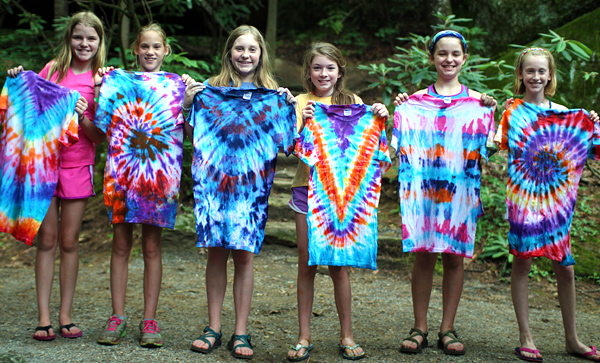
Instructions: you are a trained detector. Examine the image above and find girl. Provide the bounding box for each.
[393,30,496,356]
[286,42,389,362]
[496,47,600,363]
[95,23,191,348]
[7,11,107,341]
[187,25,295,360]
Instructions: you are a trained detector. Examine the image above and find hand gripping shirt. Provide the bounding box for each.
[94,69,185,228]
[189,85,297,254]
[0,71,80,244]
[295,103,391,270]
[498,98,600,265]
[392,94,495,258]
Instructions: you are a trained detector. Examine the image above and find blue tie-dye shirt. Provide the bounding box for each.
[188,85,297,254]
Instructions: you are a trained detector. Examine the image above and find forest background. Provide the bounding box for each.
[0,0,599,281]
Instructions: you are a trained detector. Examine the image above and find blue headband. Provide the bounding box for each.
[429,30,468,54]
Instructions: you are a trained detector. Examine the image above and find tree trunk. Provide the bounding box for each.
[266,0,277,67]
[54,0,69,19]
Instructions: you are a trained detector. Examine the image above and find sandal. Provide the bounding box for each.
[190,326,222,354]
[288,339,313,362]
[437,330,466,355]
[227,334,253,360]
[339,342,366,360]
[569,345,600,362]
[400,328,428,354]
[59,323,83,339]
[33,325,56,341]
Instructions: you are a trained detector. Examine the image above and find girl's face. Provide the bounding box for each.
[431,37,467,80]
[309,55,341,98]
[135,31,168,73]
[230,33,261,82]
[70,24,100,65]
[519,54,551,96]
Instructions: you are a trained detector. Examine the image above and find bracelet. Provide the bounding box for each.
[94,83,102,87]
[182,106,191,112]
[94,97,99,103]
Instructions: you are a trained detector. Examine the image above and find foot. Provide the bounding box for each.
[97,315,127,345]
[139,319,163,347]
[340,337,365,360]
[230,335,253,359]
[515,346,543,362]
[567,343,600,361]
[288,338,312,361]
[437,330,465,355]
[400,328,428,352]
[33,325,55,341]
[59,323,83,339]
[191,326,222,353]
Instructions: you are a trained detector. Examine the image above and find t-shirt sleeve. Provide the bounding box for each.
[294,117,319,167]
[273,93,298,156]
[370,109,392,173]
[481,107,496,161]
[93,71,117,134]
[58,89,81,148]
[497,109,510,151]
[390,104,403,154]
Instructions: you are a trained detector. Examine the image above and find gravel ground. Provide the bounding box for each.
[0,233,599,363]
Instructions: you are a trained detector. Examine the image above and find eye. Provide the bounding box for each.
[328,67,335,71]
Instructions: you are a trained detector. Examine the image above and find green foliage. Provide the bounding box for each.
[358,13,514,105]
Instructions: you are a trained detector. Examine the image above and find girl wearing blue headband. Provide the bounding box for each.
[394,30,496,356]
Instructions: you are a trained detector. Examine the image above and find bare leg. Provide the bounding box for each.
[511,257,542,360]
[554,261,600,360]
[57,198,88,336]
[288,211,317,360]
[439,253,465,352]
[192,247,229,351]
[110,223,133,316]
[401,252,437,350]
[141,224,163,319]
[231,249,255,357]
[330,265,363,357]
[34,197,59,339]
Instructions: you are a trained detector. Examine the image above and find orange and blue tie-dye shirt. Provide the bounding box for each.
[392,94,495,258]
[94,69,185,228]
[189,85,297,254]
[295,103,391,270]
[0,71,79,244]
[498,98,600,265]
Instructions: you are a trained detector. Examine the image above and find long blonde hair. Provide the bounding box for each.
[301,42,355,105]
[47,11,106,84]
[514,47,557,97]
[209,25,277,89]
[130,23,171,70]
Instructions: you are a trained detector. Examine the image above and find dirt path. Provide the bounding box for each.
[1,233,599,363]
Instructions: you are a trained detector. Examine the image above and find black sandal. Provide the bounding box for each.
[437,330,465,355]
[399,328,428,354]
[227,334,253,360]
[190,326,222,354]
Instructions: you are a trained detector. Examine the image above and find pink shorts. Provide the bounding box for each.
[288,186,308,215]
[53,165,96,199]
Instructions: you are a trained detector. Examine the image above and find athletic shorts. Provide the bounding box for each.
[53,165,96,199]
[288,186,308,215]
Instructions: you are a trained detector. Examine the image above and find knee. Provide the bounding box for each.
[328,266,348,282]
[37,234,58,252]
[143,244,162,261]
[442,255,463,271]
[232,251,253,266]
[111,240,132,258]
[59,238,79,255]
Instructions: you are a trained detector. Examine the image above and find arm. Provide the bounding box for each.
[75,97,106,144]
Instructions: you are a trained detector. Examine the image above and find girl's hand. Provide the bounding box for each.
[394,92,409,106]
[302,100,316,122]
[184,81,206,108]
[7,66,24,78]
[372,103,389,119]
[504,97,514,111]
[94,66,114,86]
[590,110,599,124]
[74,97,88,121]
[278,87,296,104]
[181,74,196,85]
[480,93,497,110]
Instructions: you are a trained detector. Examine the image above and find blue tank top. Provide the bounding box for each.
[427,84,469,104]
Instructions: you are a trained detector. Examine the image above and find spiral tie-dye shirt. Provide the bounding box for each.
[498,98,600,265]
[0,71,80,244]
[189,85,297,254]
[295,103,391,270]
[94,69,185,228]
[392,94,495,258]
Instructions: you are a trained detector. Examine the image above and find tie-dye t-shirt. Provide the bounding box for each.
[189,85,297,254]
[498,99,600,265]
[0,71,79,244]
[392,94,495,258]
[295,103,391,270]
[94,69,185,228]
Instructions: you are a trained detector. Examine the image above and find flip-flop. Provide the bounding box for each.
[60,323,83,339]
[570,346,600,362]
[339,343,366,360]
[33,325,56,341]
[399,328,428,354]
[515,347,543,362]
[288,340,313,362]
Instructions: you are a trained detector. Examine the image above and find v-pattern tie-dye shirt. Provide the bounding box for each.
[498,99,600,265]
[0,71,79,244]
[95,69,185,228]
[392,94,495,258]
[189,85,296,254]
[295,103,391,270]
